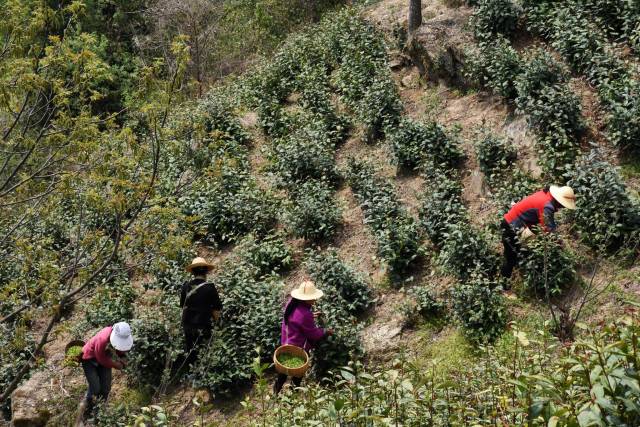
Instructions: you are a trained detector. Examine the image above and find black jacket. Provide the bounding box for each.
[180,278,222,328]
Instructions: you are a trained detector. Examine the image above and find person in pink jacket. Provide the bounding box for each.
[274,281,333,394]
[80,322,133,419]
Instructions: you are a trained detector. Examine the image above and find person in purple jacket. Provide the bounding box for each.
[274,281,333,394]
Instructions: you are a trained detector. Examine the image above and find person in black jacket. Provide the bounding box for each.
[180,257,222,368]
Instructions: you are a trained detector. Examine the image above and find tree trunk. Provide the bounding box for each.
[408,0,422,35]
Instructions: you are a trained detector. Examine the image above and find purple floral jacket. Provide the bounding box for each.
[280,299,326,351]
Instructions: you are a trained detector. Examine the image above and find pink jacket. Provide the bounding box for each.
[82,326,119,369]
[281,300,326,351]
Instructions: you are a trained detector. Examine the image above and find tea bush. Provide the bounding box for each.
[0,322,35,417]
[566,150,640,251]
[475,133,517,186]
[389,118,463,171]
[287,180,342,242]
[236,234,293,278]
[305,249,373,314]
[419,175,467,246]
[402,286,447,328]
[85,276,136,327]
[451,273,506,342]
[472,0,520,41]
[518,232,576,296]
[346,160,423,277]
[437,223,500,280]
[466,36,523,99]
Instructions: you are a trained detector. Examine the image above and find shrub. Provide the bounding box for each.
[270,129,337,187]
[419,176,467,246]
[305,249,373,314]
[472,0,520,40]
[475,133,517,186]
[518,232,576,296]
[437,223,500,280]
[402,285,446,328]
[600,78,640,151]
[566,150,640,251]
[451,273,506,342]
[467,36,523,99]
[346,160,423,278]
[237,234,293,278]
[0,322,35,418]
[85,278,136,327]
[389,119,463,171]
[287,180,342,242]
[127,298,183,389]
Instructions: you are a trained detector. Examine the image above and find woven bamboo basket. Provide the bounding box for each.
[64,339,85,364]
[273,344,310,378]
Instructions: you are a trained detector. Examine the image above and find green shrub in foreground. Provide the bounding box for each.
[475,133,517,186]
[419,174,467,246]
[472,0,520,41]
[466,36,523,99]
[518,232,576,297]
[437,223,500,280]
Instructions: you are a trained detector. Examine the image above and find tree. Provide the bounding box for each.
[408,0,422,35]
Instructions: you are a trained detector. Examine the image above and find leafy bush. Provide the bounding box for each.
[0,322,35,417]
[475,133,517,186]
[402,285,446,328]
[85,277,136,327]
[566,150,640,251]
[346,160,423,277]
[237,234,293,278]
[451,274,506,342]
[518,232,576,296]
[287,180,342,242]
[419,175,466,246]
[437,223,500,280]
[472,0,520,40]
[305,249,373,314]
[389,119,463,171]
[467,36,523,99]
[600,78,640,151]
[127,298,183,388]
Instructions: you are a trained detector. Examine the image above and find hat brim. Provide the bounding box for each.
[186,262,215,272]
[110,331,133,351]
[291,288,324,301]
[550,186,576,210]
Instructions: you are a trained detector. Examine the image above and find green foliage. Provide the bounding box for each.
[437,223,500,280]
[566,150,640,251]
[0,322,34,417]
[126,297,183,389]
[475,133,517,186]
[287,180,342,242]
[419,175,467,246]
[256,317,640,426]
[402,285,447,328]
[306,249,373,315]
[519,232,577,296]
[389,119,463,171]
[85,275,136,327]
[236,234,293,279]
[467,36,523,99]
[346,160,423,278]
[473,0,520,40]
[451,274,506,342]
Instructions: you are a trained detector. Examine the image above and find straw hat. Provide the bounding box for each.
[291,281,324,301]
[185,257,214,273]
[550,185,577,210]
[110,322,133,351]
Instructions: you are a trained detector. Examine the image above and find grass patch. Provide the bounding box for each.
[413,326,475,374]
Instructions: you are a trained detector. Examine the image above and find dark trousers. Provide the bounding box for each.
[183,325,212,368]
[274,373,303,394]
[81,359,112,417]
[501,219,520,279]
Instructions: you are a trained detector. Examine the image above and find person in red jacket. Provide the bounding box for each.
[80,322,133,419]
[501,185,576,279]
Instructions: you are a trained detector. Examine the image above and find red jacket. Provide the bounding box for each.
[82,326,120,369]
[504,190,557,232]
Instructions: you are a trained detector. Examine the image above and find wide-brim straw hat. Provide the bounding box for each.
[186,257,214,273]
[550,185,577,210]
[291,281,324,301]
[110,322,133,351]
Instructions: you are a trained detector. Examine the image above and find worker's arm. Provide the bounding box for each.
[212,310,221,322]
[210,283,223,323]
[543,203,557,232]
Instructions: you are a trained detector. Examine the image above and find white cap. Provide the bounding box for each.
[110,322,133,351]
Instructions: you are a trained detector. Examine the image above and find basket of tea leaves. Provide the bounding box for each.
[273,345,309,377]
[64,340,85,367]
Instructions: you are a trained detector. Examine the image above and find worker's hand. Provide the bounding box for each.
[326,329,334,337]
[212,310,221,322]
[114,361,125,370]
